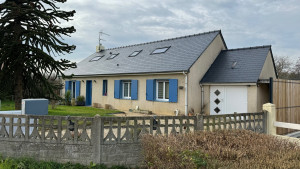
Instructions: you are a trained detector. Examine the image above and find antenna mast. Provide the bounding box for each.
[99,31,110,46]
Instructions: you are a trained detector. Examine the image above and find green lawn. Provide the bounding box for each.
[0,100,119,117]
[0,100,15,111]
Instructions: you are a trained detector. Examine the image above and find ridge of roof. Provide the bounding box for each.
[225,45,271,51]
[105,30,221,50]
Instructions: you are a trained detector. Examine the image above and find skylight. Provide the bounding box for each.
[90,55,104,62]
[129,50,142,57]
[151,46,170,54]
[107,53,119,60]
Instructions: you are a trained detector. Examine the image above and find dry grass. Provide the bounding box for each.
[141,130,300,169]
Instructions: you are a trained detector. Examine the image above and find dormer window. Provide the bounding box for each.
[107,53,119,60]
[129,50,142,57]
[151,46,170,55]
[90,55,104,62]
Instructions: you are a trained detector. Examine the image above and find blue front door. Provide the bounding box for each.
[86,80,92,106]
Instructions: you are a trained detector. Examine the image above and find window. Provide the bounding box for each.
[114,80,138,100]
[103,80,107,96]
[146,79,177,102]
[151,46,170,55]
[107,53,119,60]
[90,55,104,62]
[129,50,142,57]
[65,80,81,99]
[156,80,169,101]
[122,81,131,99]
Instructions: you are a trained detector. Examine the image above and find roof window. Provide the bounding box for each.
[151,46,170,55]
[90,55,104,62]
[129,50,142,57]
[107,53,119,60]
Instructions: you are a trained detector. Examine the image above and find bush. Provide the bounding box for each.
[65,90,71,106]
[76,95,85,102]
[76,95,85,106]
[0,156,129,169]
[141,130,300,169]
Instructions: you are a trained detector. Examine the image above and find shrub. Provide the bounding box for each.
[76,95,85,102]
[65,90,71,106]
[0,156,129,169]
[141,130,300,169]
[76,95,85,106]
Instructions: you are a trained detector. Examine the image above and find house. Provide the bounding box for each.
[63,30,277,115]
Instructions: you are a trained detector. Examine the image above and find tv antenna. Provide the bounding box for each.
[99,31,110,46]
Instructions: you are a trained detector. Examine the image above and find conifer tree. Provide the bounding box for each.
[0,0,76,109]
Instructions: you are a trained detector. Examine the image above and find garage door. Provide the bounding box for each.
[210,86,247,115]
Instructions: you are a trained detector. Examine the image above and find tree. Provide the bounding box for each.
[274,56,292,79]
[0,0,76,109]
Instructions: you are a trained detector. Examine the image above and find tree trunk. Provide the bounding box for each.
[14,68,23,110]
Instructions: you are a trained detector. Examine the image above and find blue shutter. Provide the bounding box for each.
[169,79,178,103]
[114,80,121,99]
[131,80,138,100]
[146,79,156,101]
[65,81,71,92]
[75,81,81,99]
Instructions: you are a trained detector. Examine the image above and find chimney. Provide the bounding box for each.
[96,44,105,53]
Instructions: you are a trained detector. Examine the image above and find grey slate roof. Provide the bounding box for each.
[64,30,224,76]
[201,46,273,83]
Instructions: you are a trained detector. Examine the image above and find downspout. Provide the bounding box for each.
[183,71,188,116]
[199,83,204,114]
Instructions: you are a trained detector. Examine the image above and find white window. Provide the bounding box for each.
[107,53,119,60]
[122,81,131,99]
[156,80,169,101]
[151,46,170,54]
[90,55,104,62]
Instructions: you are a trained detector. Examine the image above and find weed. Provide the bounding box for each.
[141,130,300,169]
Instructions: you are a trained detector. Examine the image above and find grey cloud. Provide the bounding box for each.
[55,0,300,62]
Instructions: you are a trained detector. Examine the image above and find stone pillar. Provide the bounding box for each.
[196,114,204,131]
[92,114,101,164]
[262,103,277,135]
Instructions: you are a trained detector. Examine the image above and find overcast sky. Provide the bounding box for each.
[17,0,300,62]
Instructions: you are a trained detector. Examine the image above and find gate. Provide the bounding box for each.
[271,78,300,135]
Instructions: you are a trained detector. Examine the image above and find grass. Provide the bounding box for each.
[0,156,129,169]
[0,100,119,117]
[0,100,15,111]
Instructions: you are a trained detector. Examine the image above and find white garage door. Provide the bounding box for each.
[210,86,247,115]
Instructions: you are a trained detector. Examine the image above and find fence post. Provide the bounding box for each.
[196,114,204,131]
[92,114,102,164]
[262,103,276,135]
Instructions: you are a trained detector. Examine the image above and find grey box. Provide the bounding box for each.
[21,99,49,115]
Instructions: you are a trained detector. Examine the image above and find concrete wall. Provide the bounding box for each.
[257,84,270,112]
[0,113,267,167]
[187,34,226,114]
[101,143,142,166]
[63,73,186,115]
[0,141,94,164]
[259,51,277,79]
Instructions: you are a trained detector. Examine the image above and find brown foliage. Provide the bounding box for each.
[141,130,300,169]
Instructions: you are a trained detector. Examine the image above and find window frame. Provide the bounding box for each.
[89,55,104,62]
[107,53,119,60]
[122,80,132,99]
[103,80,108,96]
[156,80,169,101]
[129,50,142,57]
[150,46,171,55]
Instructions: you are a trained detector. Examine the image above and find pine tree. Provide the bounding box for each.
[0,0,76,109]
